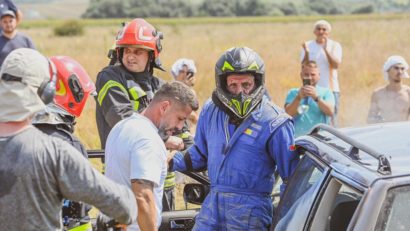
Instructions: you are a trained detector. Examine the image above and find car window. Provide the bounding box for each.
[274,154,327,231]
[376,185,410,231]
[309,178,363,231]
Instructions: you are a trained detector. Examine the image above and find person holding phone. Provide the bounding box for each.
[301,20,342,127]
[285,60,335,136]
[171,58,197,87]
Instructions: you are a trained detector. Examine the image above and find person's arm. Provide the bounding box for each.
[316,96,334,116]
[131,179,156,231]
[304,86,334,116]
[15,9,22,24]
[285,89,303,117]
[367,91,380,124]
[96,70,133,127]
[285,90,303,117]
[323,39,342,69]
[268,120,299,194]
[55,142,137,225]
[301,42,310,64]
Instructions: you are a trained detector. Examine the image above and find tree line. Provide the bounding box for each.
[82,0,410,18]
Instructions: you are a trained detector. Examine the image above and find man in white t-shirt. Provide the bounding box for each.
[105,81,199,231]
[301,19,342,126]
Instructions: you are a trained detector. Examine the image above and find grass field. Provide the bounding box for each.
[24,14,410,149]
[20,14,410,135]
[21,14,410,149]
[19,13,410,212]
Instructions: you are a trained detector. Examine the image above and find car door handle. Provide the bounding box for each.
[170,218,195,230]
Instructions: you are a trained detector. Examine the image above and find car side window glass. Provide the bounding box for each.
[274,154,327,231]
[376,185,410,231]
[308,177,363,231]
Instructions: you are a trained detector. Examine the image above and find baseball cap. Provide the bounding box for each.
[1,10,16,18]
[383,55,409,81]
[0,48,51,122]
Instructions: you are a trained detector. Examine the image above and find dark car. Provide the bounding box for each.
[272,122,410,231]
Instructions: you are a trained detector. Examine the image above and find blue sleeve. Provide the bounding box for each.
[268,120,299,191]
[171,104,209,172]
[285,89,298,106]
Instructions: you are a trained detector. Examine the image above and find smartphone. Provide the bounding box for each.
[303,78,311,86]
[186,72,194,80]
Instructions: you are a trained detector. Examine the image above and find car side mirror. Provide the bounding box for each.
[183,183,209,205]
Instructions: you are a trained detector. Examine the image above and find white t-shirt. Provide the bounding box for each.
[300,39,343,92]
[105,113,167,231]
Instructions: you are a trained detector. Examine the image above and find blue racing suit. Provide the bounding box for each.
[171,96,299,230]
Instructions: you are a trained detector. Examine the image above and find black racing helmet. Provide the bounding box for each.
[214,47,265,119]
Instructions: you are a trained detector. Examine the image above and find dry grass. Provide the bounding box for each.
[22,15,410,149]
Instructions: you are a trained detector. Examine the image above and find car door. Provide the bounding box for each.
[159,171,210,231]
[273,151,330,231]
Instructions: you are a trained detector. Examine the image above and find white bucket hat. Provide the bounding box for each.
[171,58,197,79]
[0,48,51,122]
[383,55,409,81]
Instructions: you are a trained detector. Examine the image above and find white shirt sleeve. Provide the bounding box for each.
[129,137,163,187]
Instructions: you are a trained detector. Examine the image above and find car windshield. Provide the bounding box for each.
[274,154,327,231]
[376,185,410,231]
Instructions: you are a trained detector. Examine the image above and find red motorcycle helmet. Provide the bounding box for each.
[116,18,164,71]
[50,56,96,117]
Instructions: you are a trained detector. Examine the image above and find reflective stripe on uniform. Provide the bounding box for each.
[164,172,176,189]
[97,80,129,106]
[68,222,92,231]
[128,87,147,111]
[177,131,190,139]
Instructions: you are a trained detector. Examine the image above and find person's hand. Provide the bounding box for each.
[322,37,328,50]
[185,75,196,87]
[302,85,318,98]
[165,136,184,151]
[298,86,309,99]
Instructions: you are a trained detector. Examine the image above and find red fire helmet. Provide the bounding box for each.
[116,18,163,59]
[50,56,96,117]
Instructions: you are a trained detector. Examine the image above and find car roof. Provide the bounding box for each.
[298,122,410,187]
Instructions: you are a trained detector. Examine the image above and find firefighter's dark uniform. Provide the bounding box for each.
[95,65,163,149]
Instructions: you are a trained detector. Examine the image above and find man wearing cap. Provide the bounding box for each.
[301,19,342,126]
[0,48,137,230]
[0,9,35,66]
[367,55,410,123]
[0,0,22,25]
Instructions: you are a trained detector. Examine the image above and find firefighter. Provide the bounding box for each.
[33,55,96,231]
